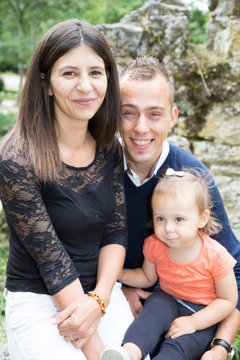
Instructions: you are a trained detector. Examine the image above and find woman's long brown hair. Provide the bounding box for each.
[0,19,120,183]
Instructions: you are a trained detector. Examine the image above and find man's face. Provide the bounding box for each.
[120,75,178,173]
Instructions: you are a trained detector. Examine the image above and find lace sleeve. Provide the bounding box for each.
[101,138,128,249]
[0,154,78,295]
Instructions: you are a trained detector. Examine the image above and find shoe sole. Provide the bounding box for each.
[101,347,130,360]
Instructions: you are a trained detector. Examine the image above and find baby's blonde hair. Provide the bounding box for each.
[152,168,222,236]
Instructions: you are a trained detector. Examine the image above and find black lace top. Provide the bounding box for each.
[0,137,127,295]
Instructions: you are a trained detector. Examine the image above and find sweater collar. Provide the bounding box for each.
[123,140,170,187]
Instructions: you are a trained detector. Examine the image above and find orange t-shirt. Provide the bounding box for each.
[143,231,236,305]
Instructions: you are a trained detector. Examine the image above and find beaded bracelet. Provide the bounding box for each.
[87,292,106,317]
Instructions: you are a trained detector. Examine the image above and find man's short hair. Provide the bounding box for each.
[121,56,175,106]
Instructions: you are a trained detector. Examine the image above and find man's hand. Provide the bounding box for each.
[201,345,228,360]
[165,316,196,339]
[122,286,152,317]
[201,308,240,360]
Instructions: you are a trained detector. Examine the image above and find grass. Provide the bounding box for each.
[234,332,240,360]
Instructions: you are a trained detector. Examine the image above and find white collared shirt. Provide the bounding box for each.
[123,140,170,187]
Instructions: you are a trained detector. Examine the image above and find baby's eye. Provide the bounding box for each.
[176,217,183,223]
[156,216,165,223]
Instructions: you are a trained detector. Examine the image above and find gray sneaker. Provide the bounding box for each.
[101,345,132,360]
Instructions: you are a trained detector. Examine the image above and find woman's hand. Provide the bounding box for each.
[54,294,102,348]
[81,331,105,360]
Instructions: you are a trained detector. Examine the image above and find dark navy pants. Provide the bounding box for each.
[122,290,216,360]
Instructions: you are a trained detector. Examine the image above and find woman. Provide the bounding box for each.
[0,19,133,360]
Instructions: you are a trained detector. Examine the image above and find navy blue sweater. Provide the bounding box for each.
[124,143,240,309]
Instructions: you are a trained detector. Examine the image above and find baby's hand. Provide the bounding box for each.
[165,316,196,339]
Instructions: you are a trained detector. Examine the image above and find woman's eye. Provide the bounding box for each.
[90,71,102,76]
[63,71,75,77]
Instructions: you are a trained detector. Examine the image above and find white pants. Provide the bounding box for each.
[5,282,134,360]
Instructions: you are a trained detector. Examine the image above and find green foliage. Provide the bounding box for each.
[0,79,4,92]
[189,8,209,44]
[233,329,240,360]
[0,113,17,136]
[86,0,146,24]
[0,0,146,73]
[2,89,17,95]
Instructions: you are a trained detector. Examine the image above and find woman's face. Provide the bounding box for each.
[48,44,108,125]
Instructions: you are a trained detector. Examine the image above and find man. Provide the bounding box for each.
[120,56,240,360]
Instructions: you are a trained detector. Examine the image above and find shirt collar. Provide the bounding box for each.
[123,140,170,187]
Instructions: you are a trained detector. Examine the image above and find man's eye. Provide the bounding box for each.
[122,111,137,117]
[125,112,135,115]
[149,113,161,119]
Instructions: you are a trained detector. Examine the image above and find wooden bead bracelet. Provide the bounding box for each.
[87,292,106,317]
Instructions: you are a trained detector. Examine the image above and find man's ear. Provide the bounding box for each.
[170,106,178,128]
[199,209,210,229]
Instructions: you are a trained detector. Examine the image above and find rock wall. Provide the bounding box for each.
[98,0,240,239]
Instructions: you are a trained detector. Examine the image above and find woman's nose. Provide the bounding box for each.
[76,75,92,92]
